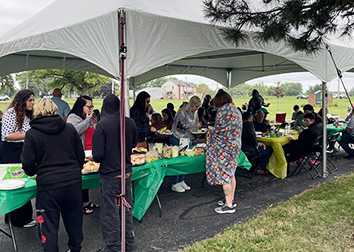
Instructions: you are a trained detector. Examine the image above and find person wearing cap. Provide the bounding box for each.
[247,89,270,115]
[260,107,269,120]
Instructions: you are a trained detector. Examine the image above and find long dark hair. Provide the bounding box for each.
[9,89,35,130]
[162,108,173,125]
[68,95,92,120]
[132,91,150,112]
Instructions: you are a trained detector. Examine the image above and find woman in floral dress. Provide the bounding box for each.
[206,91,242,214]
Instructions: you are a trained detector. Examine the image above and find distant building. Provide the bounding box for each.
[161,79,196,100]
[135,87,162,100]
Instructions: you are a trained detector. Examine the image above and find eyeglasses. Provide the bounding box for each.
[85,105,94,109]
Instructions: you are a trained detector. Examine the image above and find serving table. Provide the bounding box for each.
[1,151,251,251]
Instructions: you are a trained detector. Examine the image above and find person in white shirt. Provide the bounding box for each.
[51,88,70,120]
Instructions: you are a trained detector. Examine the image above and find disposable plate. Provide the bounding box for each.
[0,179,25,190]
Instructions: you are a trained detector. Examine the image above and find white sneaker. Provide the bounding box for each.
[172,183,185,193]
[179,181,191,190]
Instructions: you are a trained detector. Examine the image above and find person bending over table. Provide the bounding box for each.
[206,91,242,214]
[253,110,271,132]
[170,96,201,193]
[283,113,321,162]
[21,98,85,252]
[247,89,270,115]
[92,94,138,252]
[241,112,273,175]
[338,116,354,159]
[1,89,36,228]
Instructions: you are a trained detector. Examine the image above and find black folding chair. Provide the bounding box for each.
[235,147,261,179]
[310,133,339,176]
[289,136,322,180]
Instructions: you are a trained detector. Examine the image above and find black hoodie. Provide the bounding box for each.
[92,94,138,177]
[21,114,84,191]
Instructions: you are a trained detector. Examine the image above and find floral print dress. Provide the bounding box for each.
[206,103,242,185]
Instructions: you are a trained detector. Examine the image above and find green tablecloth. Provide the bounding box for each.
[0,152,251,220]
[326,123,347,138]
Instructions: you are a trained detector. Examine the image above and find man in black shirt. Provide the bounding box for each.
[283,113,321,162]
[242,112,273,174]
[93,94,138,252]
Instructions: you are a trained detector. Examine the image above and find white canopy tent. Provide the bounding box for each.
[1,0,354,177]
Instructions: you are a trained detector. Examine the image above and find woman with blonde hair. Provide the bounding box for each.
[21,98,85,252]
[169,95,201,193]
[1,89,36,227]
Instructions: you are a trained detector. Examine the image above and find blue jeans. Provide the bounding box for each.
[248,145,273,171]
[339,133,354,155]
[169,135,185,184]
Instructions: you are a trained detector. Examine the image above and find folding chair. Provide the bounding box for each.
[235,147,261,179]
[310,134,339,175]
[276,113,286,123]
[289,136,322,179]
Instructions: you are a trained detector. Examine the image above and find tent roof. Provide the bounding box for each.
[0,0,354,87]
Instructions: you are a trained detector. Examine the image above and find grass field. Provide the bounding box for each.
[0,96,352,120]
[182,172,354,252]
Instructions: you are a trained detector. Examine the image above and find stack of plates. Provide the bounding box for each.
[0,179,25,190]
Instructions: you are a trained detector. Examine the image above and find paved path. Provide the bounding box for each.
[1,151,353,252]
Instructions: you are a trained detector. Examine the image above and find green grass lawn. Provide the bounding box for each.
[182,172,354,252]
[0,96,352,121]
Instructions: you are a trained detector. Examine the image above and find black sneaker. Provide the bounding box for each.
[214,205,236,214]
[217,199,237,208]
[344,154,353,159]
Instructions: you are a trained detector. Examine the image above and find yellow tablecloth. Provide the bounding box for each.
[257,134,299,179]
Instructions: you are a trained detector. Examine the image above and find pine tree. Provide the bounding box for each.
[204,0,354,53]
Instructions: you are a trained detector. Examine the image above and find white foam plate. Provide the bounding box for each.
[0,179,25,190]
[84,150,92,157]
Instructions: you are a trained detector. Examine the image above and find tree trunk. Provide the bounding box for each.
[81,84,89,96]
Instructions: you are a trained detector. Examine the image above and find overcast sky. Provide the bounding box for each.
[1,0,354,93]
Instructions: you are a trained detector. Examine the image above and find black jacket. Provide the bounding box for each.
[21,115,84,191]
[289,123,321,154]
[92,94,138,177]
[241,120,258,153]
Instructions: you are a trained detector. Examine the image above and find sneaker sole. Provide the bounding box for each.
[214,208,236,214]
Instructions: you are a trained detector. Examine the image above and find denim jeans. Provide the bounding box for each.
[99,176,134,252]
[338,133,354,155]
[248,145,273,171]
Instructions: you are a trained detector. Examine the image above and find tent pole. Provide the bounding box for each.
[322,81,327,178]
[227,69,232,93]
[119,9,128,252]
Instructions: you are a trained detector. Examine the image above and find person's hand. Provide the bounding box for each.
[151,126,157,132]
[196,123,201,128]
[288,135,293,142]
[86,111,93,118]
[258,142,266,150]
[299,126,304,133]
[264,120,270,125]
[87,155,93,161]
